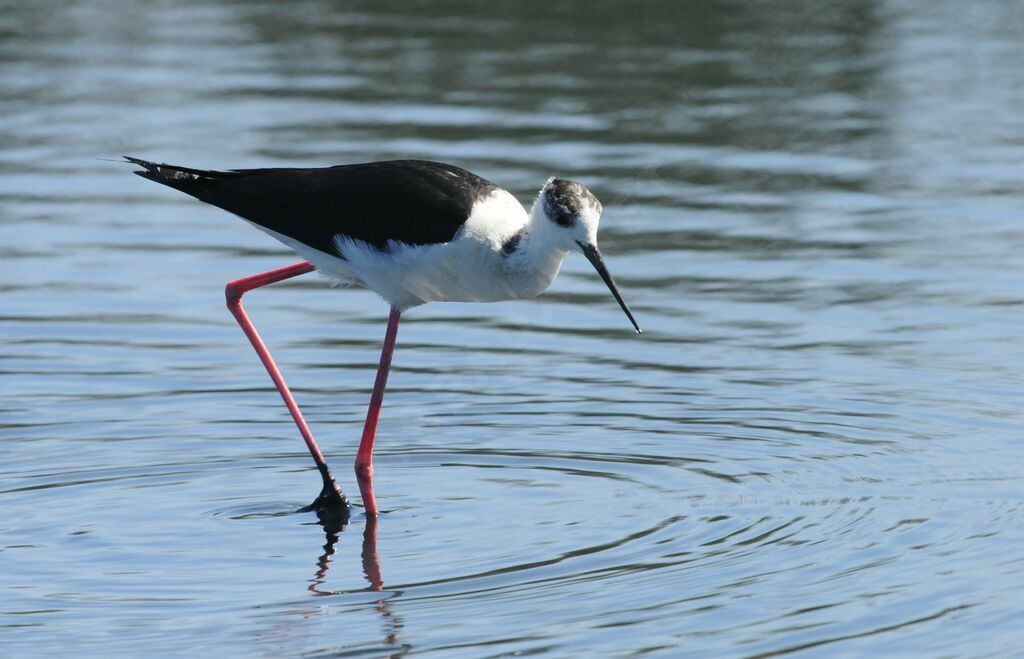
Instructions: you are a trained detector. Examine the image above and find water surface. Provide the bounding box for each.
[2,1,1023,656]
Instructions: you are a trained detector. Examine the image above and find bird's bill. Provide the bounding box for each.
[578,242,642,334]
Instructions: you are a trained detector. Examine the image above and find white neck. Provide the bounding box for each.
[500,200,570,298]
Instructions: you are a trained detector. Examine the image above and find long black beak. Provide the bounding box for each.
[578,241,642,334]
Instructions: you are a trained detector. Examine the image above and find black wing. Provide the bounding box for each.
[126,157,499,254]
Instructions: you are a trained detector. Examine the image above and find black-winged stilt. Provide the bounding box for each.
[127,156,640,517]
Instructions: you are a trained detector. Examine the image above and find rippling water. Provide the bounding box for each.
[3,1,1023,656]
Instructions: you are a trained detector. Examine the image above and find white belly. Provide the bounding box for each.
[328,232,565,309]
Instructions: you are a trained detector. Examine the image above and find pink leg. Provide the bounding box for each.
[225,261,346,510]
[354,306,401,517]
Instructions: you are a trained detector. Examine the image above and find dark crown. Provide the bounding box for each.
[543,179,602,227]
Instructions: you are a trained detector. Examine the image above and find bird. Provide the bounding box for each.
[126,156,641,517]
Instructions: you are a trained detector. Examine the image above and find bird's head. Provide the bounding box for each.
[536,178,641,334]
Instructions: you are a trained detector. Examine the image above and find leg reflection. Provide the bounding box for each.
[306,511,402,649]
[307,510,383,594]
[308,510,343,594]
[361,516,382,591]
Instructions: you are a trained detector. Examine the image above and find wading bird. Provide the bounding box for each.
[128,157,640,516]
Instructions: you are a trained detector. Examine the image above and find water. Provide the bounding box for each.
[2,1,1023,655]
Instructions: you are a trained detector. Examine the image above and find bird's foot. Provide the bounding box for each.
[298,465,351,525]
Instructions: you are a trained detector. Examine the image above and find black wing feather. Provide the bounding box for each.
[126,157,498,254]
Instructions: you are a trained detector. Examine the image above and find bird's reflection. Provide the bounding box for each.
[359,516,384,592]
[307,507,404,650]
[308,508,383,593]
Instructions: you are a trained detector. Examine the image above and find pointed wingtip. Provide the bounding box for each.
[121,155,156,177]
[122,155,147,165]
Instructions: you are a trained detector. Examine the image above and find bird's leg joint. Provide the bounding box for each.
[225,280,246,308]
[354,458,374,484]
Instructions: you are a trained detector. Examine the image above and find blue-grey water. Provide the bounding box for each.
[2,1,1023,656]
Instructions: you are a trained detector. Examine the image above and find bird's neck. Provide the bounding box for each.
[499,202,569,297]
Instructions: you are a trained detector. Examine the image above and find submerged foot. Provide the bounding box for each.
[297,465,350,525]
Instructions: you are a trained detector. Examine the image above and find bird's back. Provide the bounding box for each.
[128,158,499,255]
